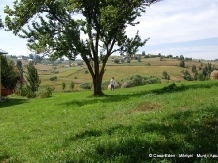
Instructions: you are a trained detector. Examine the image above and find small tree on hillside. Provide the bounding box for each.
[192,65,197,73]
[62,82,66,92]
[142,51,146,56]
[162,70,170,80]
[193,71,198,80]
[16,60,24,94]
[179,55,184,60]
[26,62,41,93]
[70,81,74,91]
[180,60,185,67]
[114,58,120,64]
[198,72,204,81]
[183,70,193,81]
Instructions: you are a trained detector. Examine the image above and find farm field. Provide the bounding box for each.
[1,80,218,162]
[19,57,218,92]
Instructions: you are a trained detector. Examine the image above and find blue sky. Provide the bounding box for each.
[0,0,218,60]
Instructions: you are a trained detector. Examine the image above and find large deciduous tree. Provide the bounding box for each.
[4,0,162,96]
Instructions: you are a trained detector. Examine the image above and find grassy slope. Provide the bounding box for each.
[1,80,218,162]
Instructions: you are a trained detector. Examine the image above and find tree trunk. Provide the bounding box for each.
[93,73,104,96]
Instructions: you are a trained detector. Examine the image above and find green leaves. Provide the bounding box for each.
[1,55,19,90]
[3,0,162,95]
[26,62,41,92]
[0,16,4,29]
[119,31,150,57]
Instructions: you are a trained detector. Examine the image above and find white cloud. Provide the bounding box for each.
[127,0,218,45]
[0,0,218,60]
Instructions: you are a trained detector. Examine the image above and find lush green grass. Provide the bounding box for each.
[1,80,218,162]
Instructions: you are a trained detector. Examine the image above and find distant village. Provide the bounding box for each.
[8,54,84,67]
[6,53,218,67]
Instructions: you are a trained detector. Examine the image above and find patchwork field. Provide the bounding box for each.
[18,57,218,92]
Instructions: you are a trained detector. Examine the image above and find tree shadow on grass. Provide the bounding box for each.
[0,98,28,108]
[59,81,218,108]
[0,155,10,163]
[65,105,218,163]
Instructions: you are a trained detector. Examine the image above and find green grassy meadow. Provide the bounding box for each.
[1,80,218,162]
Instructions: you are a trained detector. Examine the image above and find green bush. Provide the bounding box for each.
[51,70,59,74]
[101,81,110,90]
[50,76,57,81]
[36,87,54,98]
[183,70,193,81]
[162,71,170,80]
[84,70,89,74]
[80,82,92,89]
[114,58,120,64]
[15,87,37,98]
[121,74,161,87]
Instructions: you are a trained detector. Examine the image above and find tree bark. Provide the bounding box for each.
[82,55,104,96]
[93,74,104,96]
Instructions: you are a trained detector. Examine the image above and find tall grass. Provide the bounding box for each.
[0,80,218,162]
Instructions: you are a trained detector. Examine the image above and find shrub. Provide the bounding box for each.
[62,82,66,92]
[180,60,185,67]
[84,70,89,74]
[15,87,33,97]
[50,76,57,81]
[162,71,170,80]
[36,87,54,98]
[80,82,92,89]
[183,70,193,81]
[121,74,160,87]
[101,81,110,90]
[51,70,59,74]
[114,58,120,64]
[70,81,74,91]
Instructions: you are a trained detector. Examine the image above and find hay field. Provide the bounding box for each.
[19,57,217,92]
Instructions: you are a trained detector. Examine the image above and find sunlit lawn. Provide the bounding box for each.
[1,80,218,162]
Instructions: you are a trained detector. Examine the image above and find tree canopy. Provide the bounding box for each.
[1,55,19,90]
[0,16,3,29]
[4,0,162,95]
[26,62,41,92]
